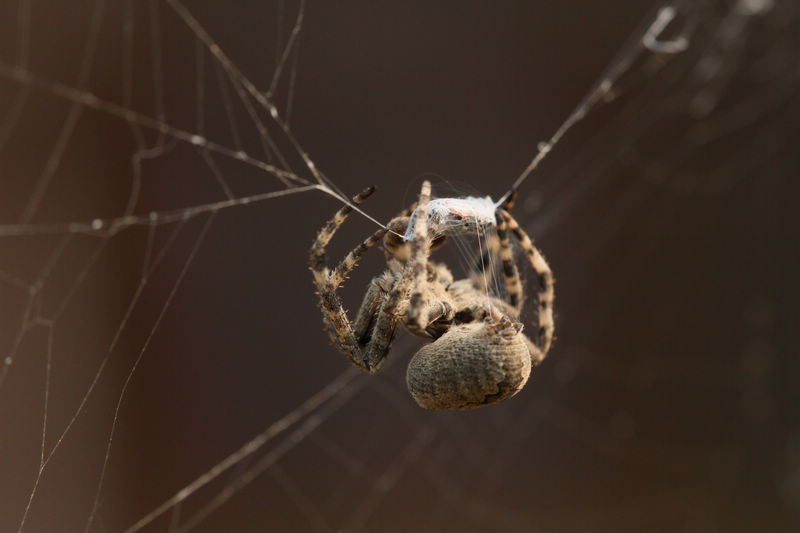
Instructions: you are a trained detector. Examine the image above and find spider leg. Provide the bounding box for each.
[498,209,555,356]
[353,202,424,347]
[360,181,437,370]
[310,186,376,284]
[310,186,384,371]
[360,287,404,370]
[329,227,387,287]
[405,181,433,332]
[481,186,520,311]
[494,211,523,313]
[328,240,403,372]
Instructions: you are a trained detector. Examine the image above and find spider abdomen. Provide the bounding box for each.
[406,319,532,410]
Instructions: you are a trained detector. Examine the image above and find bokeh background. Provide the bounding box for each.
[0,1,798,532]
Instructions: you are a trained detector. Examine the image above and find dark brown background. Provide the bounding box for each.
[0,1,798,532]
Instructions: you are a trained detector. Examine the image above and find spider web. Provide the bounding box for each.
[0,1,798,532]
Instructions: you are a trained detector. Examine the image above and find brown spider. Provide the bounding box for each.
[310,181,554,410]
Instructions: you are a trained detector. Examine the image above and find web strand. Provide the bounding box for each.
[124,368,363,533]
[498,4,691,206]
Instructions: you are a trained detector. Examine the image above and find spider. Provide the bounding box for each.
[310,181,554,410]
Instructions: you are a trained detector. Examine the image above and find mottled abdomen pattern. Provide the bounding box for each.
[406,319,532,410]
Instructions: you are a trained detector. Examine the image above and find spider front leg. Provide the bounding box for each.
[405,181,434,332]
[310,187,388,372]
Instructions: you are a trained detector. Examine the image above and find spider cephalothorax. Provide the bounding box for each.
[310,181,554,410]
